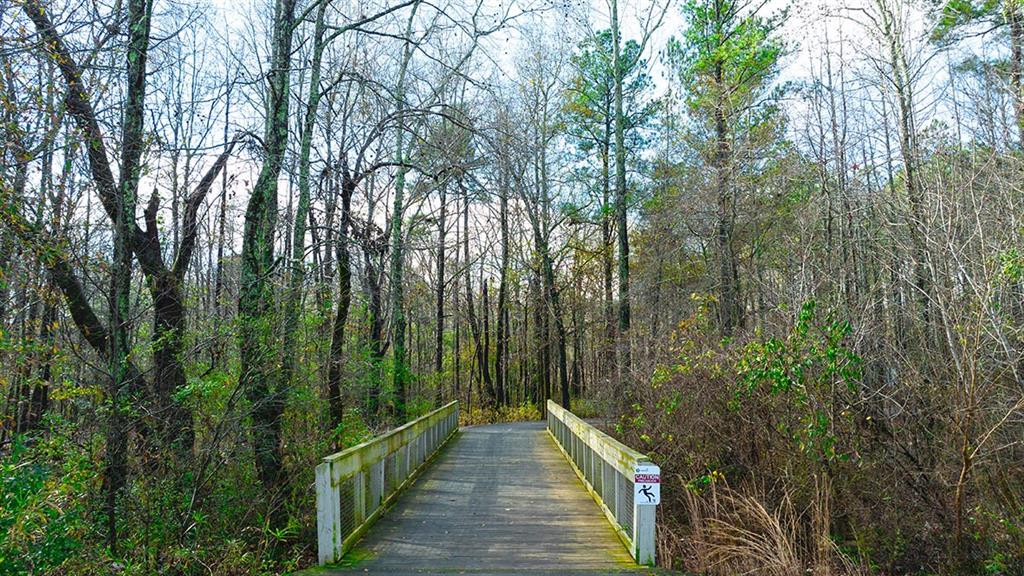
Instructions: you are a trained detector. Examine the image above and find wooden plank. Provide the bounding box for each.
[338,423,457,558]
[546,426,635,559]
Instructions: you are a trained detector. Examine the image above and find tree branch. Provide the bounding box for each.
[174,136,240,279]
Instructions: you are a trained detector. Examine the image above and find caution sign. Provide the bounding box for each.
[634,464,660,505]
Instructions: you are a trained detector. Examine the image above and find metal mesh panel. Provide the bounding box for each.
[602,460,615,507]
[585,440,593,481]
[400,445,409,483]
[385,452,399,494]
[367,462,382,516]
[617,469,634,539]
[588,446,597,486]
[353,470,366,524]
[339,476,357,539]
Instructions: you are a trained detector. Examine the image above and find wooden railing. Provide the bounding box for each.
[315,401,459,565]
[546,400,658,565]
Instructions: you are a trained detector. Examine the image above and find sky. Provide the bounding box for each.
[199,0,984,115]
[170,0,1002,256]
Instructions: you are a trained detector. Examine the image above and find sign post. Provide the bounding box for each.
[632,463,660,565]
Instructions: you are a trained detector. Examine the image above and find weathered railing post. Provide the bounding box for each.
[315,460,341,563]
[633,479,657,565]
[545,400,660,566]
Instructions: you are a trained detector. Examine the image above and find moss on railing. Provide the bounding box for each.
[316,401,459,565]
[546,399,657,566]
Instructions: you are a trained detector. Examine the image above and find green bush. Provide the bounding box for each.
[1,428,96,575]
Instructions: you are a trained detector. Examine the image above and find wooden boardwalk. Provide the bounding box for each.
[309,421,658,575]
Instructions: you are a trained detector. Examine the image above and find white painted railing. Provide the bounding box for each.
[316,401,459,565]
[546,400,658,565]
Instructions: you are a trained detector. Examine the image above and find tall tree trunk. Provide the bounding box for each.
[434,182,447,405]
[326,175,353,431]
[879,0,932,342]
[388,1,420,421]
[601,126,614,381]
[238,0,297,503]
[453,200,462,406]
[548,261,570,408]
[213,77,231,367]
[363,206,386,421]
[495,171,509,407]
[20,85,59,434]
[714,90,741,336]
[105,0,153,551]
[140,138,236,457]
[482,275,493,400]
[1009,2,1024,145]
[529,271,548,409]
[464,195,494,404]
[281,0,329,398]
[27,298,56,431]
[611,0,632,392]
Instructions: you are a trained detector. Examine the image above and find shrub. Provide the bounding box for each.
[1,428,96,575]
[459,403,541,426]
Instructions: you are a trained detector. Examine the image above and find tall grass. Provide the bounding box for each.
[682,478,866,576]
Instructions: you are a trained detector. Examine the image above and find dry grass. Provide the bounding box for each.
[683,478,866,576]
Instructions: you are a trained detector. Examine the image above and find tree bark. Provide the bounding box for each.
[611,0,632,390]
[281,0,330,403]
[434,182,447,405]
[238,0,297,502]
[326,175,354,431]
